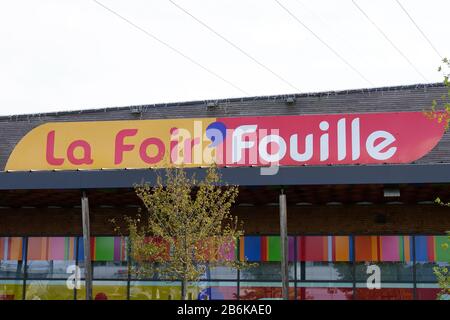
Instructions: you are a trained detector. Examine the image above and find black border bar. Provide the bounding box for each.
[0,164,449,190]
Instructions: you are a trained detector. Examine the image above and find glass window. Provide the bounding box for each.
[415,261,449,282]
[129,262,178,280]
[200,265,237,280]
[239,282,295,300]
[129,281,181,300]
[92,261,128,280]
[0,237,24,278]
[25,280,74,300]
[26,237,76,279]
[415,235,450,283]
[240,236,295,262]
[189,281,238,300]
[76,281,128,300]
[298,236,351,262]
[355,262,413,282]
[297,284,353,300]
[416,286,442,300]
[304,262,353,281]
[355,284,414,300]
[78,237,128,280]
[239,262,295,281]
[0,280,23,300]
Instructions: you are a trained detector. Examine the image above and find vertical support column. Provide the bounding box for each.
[81,191,93,300]
[279,190,289,300]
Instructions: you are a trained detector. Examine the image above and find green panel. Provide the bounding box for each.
[95,237,114,261]
[268,236,281,262]
[435,236,450,262]
[398,236,406,262]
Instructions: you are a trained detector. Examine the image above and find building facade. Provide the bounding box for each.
[0,83,449,300]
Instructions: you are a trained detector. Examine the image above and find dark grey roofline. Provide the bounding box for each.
[1,164,449,190]
[1,82,445,121]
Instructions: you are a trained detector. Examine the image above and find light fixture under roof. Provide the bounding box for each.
[384,188,400,198]
[326,201,343,206]
[356,201,373,205]
[417,201,434,205]
[386,201,404,205]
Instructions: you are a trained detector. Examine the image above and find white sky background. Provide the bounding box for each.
[0,0,449,116]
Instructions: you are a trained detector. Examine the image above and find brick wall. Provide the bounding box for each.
[0,204,448,236]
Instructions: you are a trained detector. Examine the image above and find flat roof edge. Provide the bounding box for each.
[0,164,449,190]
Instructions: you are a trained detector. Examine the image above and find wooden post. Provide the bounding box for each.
[81,191,93,300]
[279,190,289,300]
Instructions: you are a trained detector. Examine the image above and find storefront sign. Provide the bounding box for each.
[5,112,445,170]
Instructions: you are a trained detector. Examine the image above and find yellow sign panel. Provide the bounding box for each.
[6,118,216,171]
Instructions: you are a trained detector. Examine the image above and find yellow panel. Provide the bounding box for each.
[25,281,74,300]
[6,118,216,171]
[0,282,23,300]
[77,282,128,300]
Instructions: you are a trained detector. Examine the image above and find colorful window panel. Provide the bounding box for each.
[25,280,75,300]
[297,236,352,262]
[194,237,237,262]
[354,236,413,262]
[0,280,23,300]
[414,235,450,262]
[78,237,127,262]
[129,281,181,300]
[239,236,295,262]
[76,281,128,300]
[27,237,76,261]
[0,237,23,261]
[239,282,296,300]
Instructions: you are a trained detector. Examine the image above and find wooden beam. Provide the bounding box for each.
[81,191,93,300]
[279,191,289,300]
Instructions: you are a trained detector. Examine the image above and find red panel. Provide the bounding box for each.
[355,236,373,261]
[239,287,296,300]
[298,287,353,300]
[416,288,441,300]
[298,236,326,261]
[216,112,445,166]
[355,288,413,300]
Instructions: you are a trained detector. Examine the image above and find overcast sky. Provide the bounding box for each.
[0,0,448,116]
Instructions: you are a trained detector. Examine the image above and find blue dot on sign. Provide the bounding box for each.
[206,122,227,148]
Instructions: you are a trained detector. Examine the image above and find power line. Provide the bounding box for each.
[293,0,373,72]
[273,0,374,86]
[351,0,428,82]
[91,0,250,96]
[395,0,442,61]
[168,0,301,92]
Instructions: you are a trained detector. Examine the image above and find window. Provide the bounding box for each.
[0,234,445,300]
[0,237,24,279]
[76,280,128,300]
[129,281,181,300]
[25,280,74,300]
[304,262,353,281]
[78,237,128,280]
[0,280,23,300]
[297,284,353,300]
[239,282,295,300]
[26,237,76,279]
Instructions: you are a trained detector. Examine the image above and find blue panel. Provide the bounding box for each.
[415,236,428,262]
[77,237,84,262]
[244,236,260,261]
